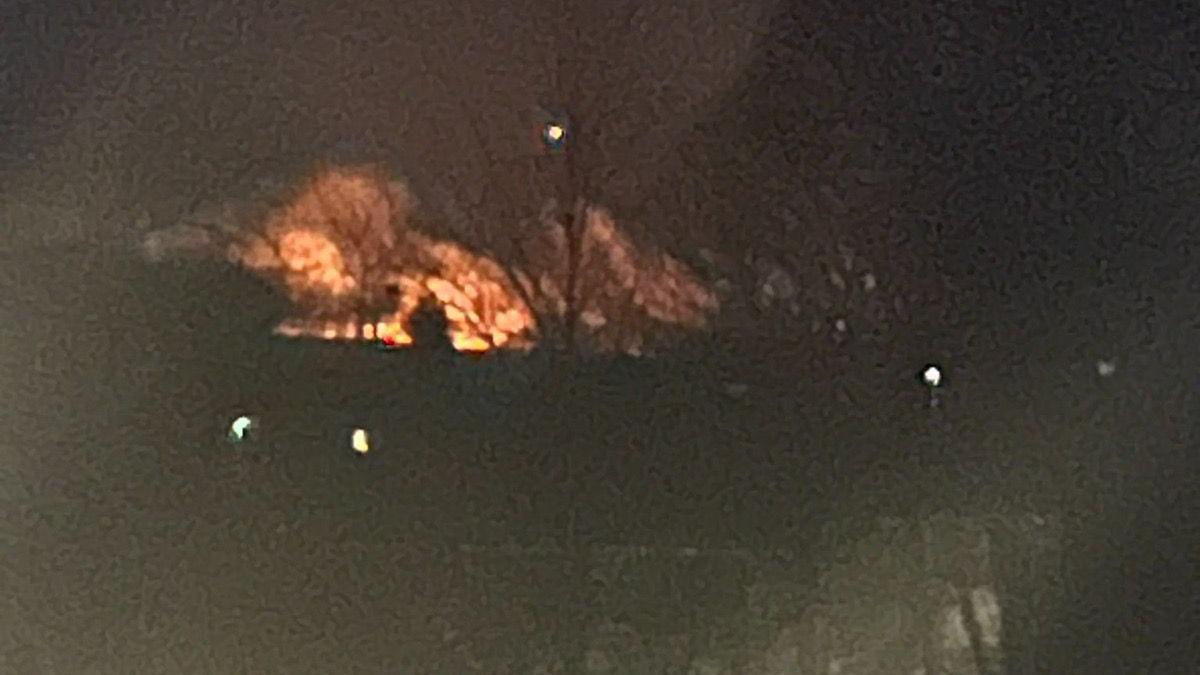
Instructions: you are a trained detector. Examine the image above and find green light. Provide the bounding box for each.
[229,415,254,442]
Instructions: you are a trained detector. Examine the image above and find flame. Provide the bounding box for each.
[373,321,414,346]
[452,334,492,353]
[276,229,357,297]
[229,164,717,354]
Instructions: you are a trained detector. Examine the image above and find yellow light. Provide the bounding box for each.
[377,322,414,347]
[229,415,254,442]
[351,428,370,454]
[545,124,565,141]
[452,334,491,353]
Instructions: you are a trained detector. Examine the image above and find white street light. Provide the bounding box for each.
[919,364,944,410]
[921,365,942,388]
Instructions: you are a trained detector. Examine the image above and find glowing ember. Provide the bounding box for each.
[452,334,491,353]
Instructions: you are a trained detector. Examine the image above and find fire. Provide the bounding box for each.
[276,230,357,297]
[265,264,536,352]
[369,321,413,346]
[227,164,717,354]
[452,334,492,353]
[274,314,496,351]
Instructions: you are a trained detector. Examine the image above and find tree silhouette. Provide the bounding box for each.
[224,164,414,325]
[445,3,645,352]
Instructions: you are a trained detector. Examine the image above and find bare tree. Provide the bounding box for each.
[222,163,412,328]
[454,111,556,340]
[443,2,646,350]
[302,163,407,326]
[543,2,646,349]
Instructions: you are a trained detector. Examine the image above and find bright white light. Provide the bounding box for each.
[922,365,942,388]
[229,415,254,442]
[544,123,565,142]
[351,428,370,454]
[1097,359,1116,377]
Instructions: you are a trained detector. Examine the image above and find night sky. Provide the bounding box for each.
[3,1,1197,345]
[0,0,765,244]
[2,0,1199,671]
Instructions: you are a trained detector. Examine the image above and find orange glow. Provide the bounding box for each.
[375,321,413,346]
[273,313,493,352]
[232,164,718,355]
[451,334,491,353]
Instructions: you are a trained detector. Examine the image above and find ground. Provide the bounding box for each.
[1,249,1196,672]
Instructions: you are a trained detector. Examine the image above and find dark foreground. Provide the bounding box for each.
[2,251,1197,672]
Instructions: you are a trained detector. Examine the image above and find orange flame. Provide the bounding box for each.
[229,164,716,354]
